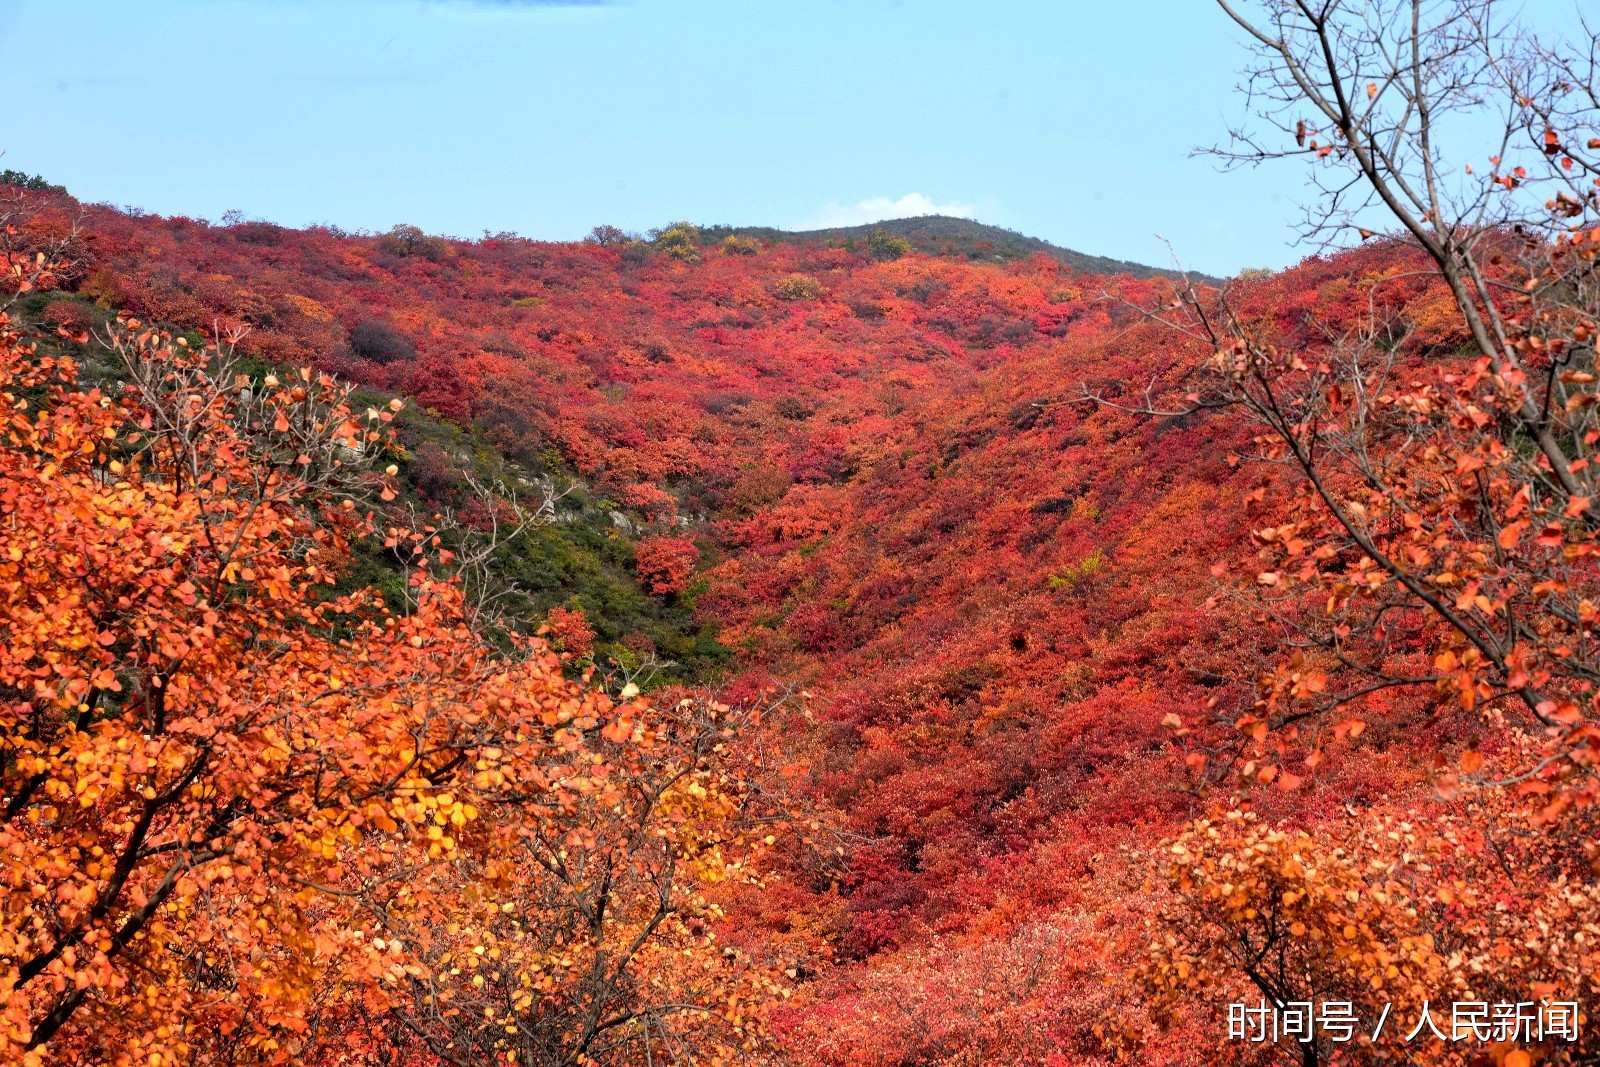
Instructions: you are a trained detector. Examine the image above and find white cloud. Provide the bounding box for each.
[791,193,978,231]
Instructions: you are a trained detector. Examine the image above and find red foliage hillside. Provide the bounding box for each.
[10,191,1541,1062]
[57,203,1153,512]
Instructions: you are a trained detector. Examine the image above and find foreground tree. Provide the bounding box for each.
[1123,0,1600,1056]
[1137,785,1600,1065]
[0,243,781,1065]
[304,689,791,1067]
[1129,0,1600,813]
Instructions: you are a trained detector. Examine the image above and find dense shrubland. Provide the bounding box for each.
[7,3,1600,1060]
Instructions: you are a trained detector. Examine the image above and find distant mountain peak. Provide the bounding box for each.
[701,215,1219,283]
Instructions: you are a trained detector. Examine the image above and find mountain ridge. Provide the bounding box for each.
[0,171,1219,283]
[702,214,1223,283]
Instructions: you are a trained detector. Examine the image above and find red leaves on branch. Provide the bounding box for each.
[634,535,699,596]
[543,603,596,661]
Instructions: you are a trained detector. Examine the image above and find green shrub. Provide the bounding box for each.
[775,273,823,301]
[0,169,58,192]
[651,221,702,263]
[865,227,911,261]
[1049,549,1106,589]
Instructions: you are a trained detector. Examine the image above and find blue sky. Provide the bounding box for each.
[0,0,1584,275]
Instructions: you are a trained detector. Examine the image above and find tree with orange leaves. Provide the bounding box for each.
[1124,1,1600,1059]
[1136,787,1600,1065]
[300,688,793,1067]
[0,239,779,1067]
[1119,0,1600,809]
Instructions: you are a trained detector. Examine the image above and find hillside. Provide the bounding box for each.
[702,214,1217,281]
[6,178,1597,1066]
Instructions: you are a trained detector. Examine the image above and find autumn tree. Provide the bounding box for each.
[1121,0,1600,1053]
[635,536,699,598]
[864,228,910,262]
[1126,0,1600,810]
[544,604,597,663]
[651,223,702,264]
[305,686,793,1067]
[0,244,750,1065]
[587,225,633,249]
[2,185,88,298]
[377,224,450,261]
[1137,789,1600,1065]
[774,275,823,302]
